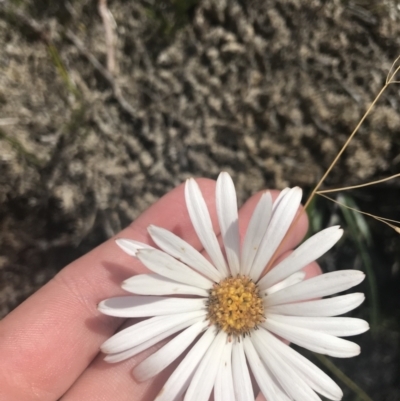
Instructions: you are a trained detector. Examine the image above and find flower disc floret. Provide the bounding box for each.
[207,275,265,336]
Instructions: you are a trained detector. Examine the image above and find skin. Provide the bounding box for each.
[0,178,320,401]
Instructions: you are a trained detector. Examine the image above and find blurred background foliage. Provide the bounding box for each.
[1,0,400,399]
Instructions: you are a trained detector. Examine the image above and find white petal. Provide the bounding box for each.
[264,272,305,295]
[240,191,273,276]
[148,225,222,282]
[272,188,290,211]
[265,270,365,307]
[98,296,206,318]
[101,310,206,354]
[115,238,154,257]
[156,328,216,401]
[232,341,254,401]
[104,343,149,363]
[184,330,227,401]
[136,249,213,290]
[266,314,369,337]
[250,187,303,281]
[262,319,360,358]
[134,320,208,382]
[262,367,292,401]
[243,336,282,401]
[259,329,343,400]
[214,340,235,401]
[252,330,322,401]
[104,316,201,363]
[122,274,209,297]
[216,172,241,276]
[185,178,229,276]
[267,293,366,316]
[258,226,343,290]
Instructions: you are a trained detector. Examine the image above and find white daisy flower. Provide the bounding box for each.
[99,172,369,401]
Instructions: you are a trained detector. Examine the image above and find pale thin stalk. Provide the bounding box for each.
[304,57,400,212]
[386,58,400,84]
[317,173,400,194]
[318,193,400,230]
[306,59,400,220]
[302,83,387,213]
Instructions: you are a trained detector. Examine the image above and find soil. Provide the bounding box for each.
[0,0,400,400]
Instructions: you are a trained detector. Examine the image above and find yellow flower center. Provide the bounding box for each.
[207,275,265,337]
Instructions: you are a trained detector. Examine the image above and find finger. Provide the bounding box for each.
[61,189,311,401]
[0,179,218,401]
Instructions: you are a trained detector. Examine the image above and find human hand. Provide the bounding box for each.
[0,178,318,401]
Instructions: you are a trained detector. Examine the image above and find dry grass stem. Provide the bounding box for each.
[302,84,387,212]
[304,54,400,212]
[386,54,400,84]
[316,173,400,194]
[318,193,400,233]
